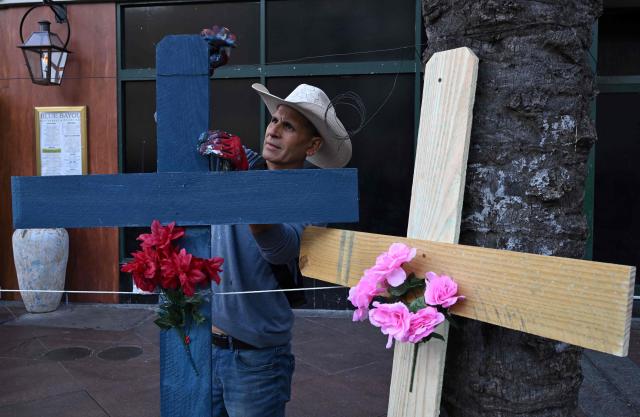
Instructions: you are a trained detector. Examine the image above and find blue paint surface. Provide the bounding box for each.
[156,35,212,417]
[160,301,212,417]
[157,35,210,173]
[11,169,359,228]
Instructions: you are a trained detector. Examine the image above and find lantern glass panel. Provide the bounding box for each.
[50,50,67,84]
[49,32,65,49]
[22,48,47,82]
[24,31,50,47]
[41,51,50,79]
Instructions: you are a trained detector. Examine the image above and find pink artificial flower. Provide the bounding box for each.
[424,272,465,308]
[348,274,385,321]
[352,308,368,322]
[371,243,417,287]
[362,266,388,287]
[368,301,411,348]
[407,307,445,343]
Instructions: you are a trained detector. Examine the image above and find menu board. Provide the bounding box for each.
[35,107,87,176]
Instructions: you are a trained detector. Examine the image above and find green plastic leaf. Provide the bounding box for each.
[388,274,425,297]
[185,294,202,305]
[154,316,174,330]
[388,284,408,297]
[167,308,183,327]
[191,310,205,325]
[408,296,427,313]
[430,332,445,342]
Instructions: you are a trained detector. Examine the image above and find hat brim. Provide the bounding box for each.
[252,83,352,168]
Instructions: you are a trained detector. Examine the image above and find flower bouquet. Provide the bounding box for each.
[121,220,223,375]
[348,242,464,390]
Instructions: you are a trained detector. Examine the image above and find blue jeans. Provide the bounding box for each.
[211,342,295,417]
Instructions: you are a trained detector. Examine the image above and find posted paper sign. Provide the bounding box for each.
[35,107,87,176]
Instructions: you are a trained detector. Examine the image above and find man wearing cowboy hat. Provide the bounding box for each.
[208,83,351,417]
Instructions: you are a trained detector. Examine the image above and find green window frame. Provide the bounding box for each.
[115,0,425,299]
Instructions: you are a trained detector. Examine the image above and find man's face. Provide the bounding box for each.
[262,105,322,170]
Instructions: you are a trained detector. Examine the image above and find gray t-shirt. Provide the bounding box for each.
[210,223,304,348]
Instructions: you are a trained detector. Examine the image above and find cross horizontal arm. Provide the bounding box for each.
[12,169,358,228]
[300,226,636,356]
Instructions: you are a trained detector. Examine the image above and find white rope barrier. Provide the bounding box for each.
[2,289,637,300]
[0,286,348,296]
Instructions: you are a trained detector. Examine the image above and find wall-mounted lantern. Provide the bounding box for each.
[17,1,70,86]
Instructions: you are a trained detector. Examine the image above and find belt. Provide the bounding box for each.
[211,332,258,350]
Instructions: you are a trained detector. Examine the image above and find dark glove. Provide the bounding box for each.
[197,130,248,171]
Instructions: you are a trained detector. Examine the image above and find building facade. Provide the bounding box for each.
[0,0,637,312]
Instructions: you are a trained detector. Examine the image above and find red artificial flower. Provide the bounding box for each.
[202,257,224,285]
[121,252,146,285]
[121,248,160,293]
[124,220,223,296]
[162,248,208,296]
[121,221,224,376]
[121,252,144,276]
[142,247,161,279]
[138,220,185,252]
[159,256,180,291]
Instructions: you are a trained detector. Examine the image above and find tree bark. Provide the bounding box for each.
[421,1,601,416]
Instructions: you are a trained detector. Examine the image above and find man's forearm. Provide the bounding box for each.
[250,223,305,265]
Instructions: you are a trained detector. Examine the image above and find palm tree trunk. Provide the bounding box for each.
[420,1,601,416]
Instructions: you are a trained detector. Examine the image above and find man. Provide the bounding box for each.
[209,83,352,417]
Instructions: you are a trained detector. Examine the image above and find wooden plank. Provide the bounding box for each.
[11,169,359,228]
[156,35,212,417]
[389,46,478,417]
[300,226,636,357]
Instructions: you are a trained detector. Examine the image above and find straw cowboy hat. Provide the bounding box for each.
[252,83,352,168]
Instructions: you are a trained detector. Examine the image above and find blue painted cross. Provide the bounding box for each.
[11,35,359,417]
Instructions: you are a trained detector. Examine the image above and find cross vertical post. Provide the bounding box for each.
[387,47,478,417]
[156,35,212,417]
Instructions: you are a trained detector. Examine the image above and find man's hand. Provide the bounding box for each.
[197,130,248,171]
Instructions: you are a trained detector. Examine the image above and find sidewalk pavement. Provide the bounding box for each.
[0,302,637,417]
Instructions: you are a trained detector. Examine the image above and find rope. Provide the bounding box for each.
[0,286,348,296]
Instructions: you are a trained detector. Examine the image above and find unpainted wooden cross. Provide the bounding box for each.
[299,47,636,417]
[11,35,359,417]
